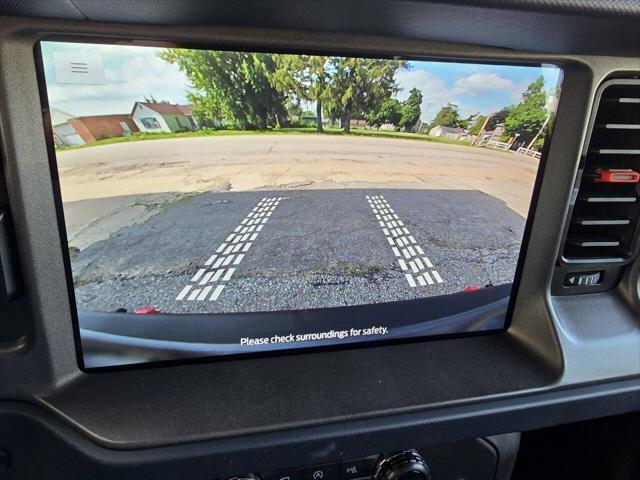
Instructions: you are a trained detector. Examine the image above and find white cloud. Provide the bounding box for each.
[395,69,459,123]
[452,72,519,98]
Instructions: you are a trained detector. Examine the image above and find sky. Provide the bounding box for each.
[396,61,560,122]
[41,41,561,123]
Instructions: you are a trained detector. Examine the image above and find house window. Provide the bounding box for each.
[140,117,160,129]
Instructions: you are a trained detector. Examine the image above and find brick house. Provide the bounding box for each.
[69,114,139,143]
[51,109,139,146]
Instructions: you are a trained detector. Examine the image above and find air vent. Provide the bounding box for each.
[562,79,640,264]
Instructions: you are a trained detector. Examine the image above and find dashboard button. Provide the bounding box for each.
[341,456,379,479]
[262,469,304,480]
[304,464,339,480]
[564,271,602,287]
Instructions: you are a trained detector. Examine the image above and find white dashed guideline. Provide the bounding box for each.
[366,194,443,288]
[175,197,282,301]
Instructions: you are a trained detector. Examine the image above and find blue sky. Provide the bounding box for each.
[41,41,561,123]
[398,61,561,122]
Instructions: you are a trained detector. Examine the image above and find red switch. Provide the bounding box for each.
[463,285,482,293]
[594,168,640,183]
[134,307,160,314]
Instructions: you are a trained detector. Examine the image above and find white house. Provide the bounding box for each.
[131,102,172,133]
[131,102,199,133]
[478,123,506,142]
[429,125,464,139]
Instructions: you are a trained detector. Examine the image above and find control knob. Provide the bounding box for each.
[373,450,431,480]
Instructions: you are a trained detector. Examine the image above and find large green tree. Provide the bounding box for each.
[364,98,402,129]
[325,57,408,133]
[272,55,330,132]
[158,49,288,130]
[429,103,475,130]
[504,76,547,143]
[429,103,462,129]
[398,88,422,131]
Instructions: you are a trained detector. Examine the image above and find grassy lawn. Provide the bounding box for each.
[347,128,474,146]
[56,126,475,151]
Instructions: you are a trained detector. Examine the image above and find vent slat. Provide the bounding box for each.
[562,80,640,264]
[573,219,631,226]
[599,124,640,130]
[569,239,621,248]
[596,149,640,154]
[581,196,637,203]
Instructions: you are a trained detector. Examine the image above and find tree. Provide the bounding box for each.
[364,98,402,129]
[325,57,408,133]
[143,95,169,104]
[429,103,476,130]
[398,88,422,131]
[430,103,463,129]
[158,49,288,130]
[487,107,511,130]
[272,55,330,132]
[468,114,487,135]
[459,113,476,129]
[504,76,548,144]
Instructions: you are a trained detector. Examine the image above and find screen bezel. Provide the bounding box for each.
[33,36,562,372]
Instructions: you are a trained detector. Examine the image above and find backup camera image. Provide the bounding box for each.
[39,41,561,369]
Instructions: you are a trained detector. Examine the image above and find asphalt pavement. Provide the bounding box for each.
[72,189,525,314]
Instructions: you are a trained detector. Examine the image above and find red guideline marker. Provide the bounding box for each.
[134,307,161,314]
[463,285,482,293]
[594,169,640,183]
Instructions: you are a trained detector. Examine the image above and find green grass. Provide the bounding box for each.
[343,263,384,276]
[55,126,475,151]
[347,128,474,146]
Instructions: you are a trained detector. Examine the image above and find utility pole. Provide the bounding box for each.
[527,114,550,150]
[471,113,492,147]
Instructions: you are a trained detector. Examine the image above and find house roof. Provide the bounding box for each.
[431,125,464,134]
[76,114,131,121]
[484,124,506,135]
[50,107,75,127]
[134,102,193,115]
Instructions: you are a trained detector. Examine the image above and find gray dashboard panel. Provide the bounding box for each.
[1,0,640,56]
[0,12,638,476]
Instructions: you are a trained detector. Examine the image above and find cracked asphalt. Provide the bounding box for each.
[72,189,525,313]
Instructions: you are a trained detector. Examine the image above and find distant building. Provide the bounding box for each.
[50,108,84,147]
[50,109,139,147]
[131,102,199,133]
[70,114,139,142]
[478,123,506,142]
[429,125,464,139]
[298,115,332,126]
[348,118,367,128]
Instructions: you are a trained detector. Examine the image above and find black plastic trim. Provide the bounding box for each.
[1,378,638,477]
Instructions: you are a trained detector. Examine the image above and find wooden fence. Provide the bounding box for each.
[517,146,542,159]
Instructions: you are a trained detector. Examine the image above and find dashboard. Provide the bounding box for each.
[0,2,639,480]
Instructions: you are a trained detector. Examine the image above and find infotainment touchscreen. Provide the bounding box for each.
[37,40,561,369]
